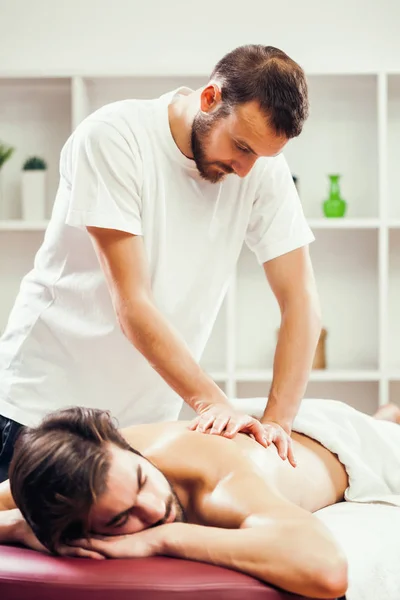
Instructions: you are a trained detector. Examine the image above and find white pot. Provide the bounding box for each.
[21,170,47,221]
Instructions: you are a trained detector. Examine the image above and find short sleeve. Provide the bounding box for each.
[245,154,314,264]
[64,119,143,235]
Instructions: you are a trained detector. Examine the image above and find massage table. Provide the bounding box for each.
[0,544,340,600]
[1,501,399,600]
[2,400,399,600]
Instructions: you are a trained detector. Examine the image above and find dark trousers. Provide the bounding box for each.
[0,415,23,483]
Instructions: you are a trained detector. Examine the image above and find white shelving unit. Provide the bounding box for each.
[0,71,399,415]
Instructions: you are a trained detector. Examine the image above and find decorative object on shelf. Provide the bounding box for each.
[323,174,347,218]
[276,326,327,369]
[21,156,48,221]
[0,141,15,219]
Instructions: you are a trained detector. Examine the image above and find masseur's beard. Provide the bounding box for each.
[191,110,234,184]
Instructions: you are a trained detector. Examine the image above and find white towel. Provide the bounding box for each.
[316,502,400,600]
[292,398,400,506]
[232,397,400,506]
[231,397,400,599]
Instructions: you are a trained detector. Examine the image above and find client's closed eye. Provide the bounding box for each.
[113,514,129,528]
[109,472,148,529]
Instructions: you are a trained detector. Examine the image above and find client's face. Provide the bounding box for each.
[88,445,185,536]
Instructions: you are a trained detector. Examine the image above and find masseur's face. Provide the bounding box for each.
[191,86,288,183]
[88,445,185,536]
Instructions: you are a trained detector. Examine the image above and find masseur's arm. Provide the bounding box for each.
[262,245,321,433]
[87,227,229,414]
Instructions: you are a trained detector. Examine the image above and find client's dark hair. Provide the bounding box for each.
[210,44,309,138]
[9,406,139,554]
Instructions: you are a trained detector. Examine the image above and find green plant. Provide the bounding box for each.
[22,156,47,170]
[0,142,15,169]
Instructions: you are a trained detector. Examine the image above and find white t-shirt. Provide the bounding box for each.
[0,88,314,427]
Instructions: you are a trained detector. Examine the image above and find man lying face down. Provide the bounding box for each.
[1,400,400,599]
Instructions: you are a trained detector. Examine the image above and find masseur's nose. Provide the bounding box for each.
[135,492,166,526]
[232,155,257,178]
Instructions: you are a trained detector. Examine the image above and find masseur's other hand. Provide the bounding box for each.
[188,404,268,448]
[260,420,297,468]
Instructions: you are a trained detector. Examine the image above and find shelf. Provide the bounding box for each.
[208,371,228,382]
[307,218,380,229]
[0,77,71,221]
[0,220,49,231]
[0,218,389,232]
[0,71,395,410]
[0,218,384,231]
[210,369,380,383]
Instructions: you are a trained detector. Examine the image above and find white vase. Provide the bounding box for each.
[21,170,47,221]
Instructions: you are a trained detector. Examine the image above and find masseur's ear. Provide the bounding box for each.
[200,83,222,113]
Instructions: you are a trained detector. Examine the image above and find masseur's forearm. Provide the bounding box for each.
[118,298,228,412]
[161,518,347,599]
[262,295,321,432]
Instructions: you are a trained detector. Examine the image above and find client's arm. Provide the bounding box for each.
[0,481,101,557]
[162,512,346,599]
[0,480,30,546]
[163,468,347,599]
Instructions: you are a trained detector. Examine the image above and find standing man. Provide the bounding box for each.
[0,44,321,483]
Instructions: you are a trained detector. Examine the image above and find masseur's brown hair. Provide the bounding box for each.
[9,406,138,554]
[210,44,309,138]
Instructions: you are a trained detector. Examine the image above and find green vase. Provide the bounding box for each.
[323,174,347,218]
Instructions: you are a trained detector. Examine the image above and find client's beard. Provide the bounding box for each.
[129,446,187,526]
[151,487,187,528]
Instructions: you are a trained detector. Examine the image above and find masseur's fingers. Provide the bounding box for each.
[274,431,288,461]
[188,414,214,433]
[187,416,201,430]
[223,417,268,448]
[209,415,231,435]
[246,420,269,447]
[287,439,297,468]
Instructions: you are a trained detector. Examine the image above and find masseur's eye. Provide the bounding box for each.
[235,142,251,154]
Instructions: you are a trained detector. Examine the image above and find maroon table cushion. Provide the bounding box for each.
[0,544,334,600]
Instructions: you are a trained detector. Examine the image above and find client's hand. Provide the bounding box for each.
[68,525,168,559]
[11,508,105,559]
[11,509,48,554]
[188,404,268,448]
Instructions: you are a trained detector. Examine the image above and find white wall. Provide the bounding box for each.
[1,0,400,75]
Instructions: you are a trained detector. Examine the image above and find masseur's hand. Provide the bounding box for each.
[188,404,268,448]
[260,420,296,468]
